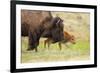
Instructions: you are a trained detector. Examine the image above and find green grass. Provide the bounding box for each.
[21,37,90,63]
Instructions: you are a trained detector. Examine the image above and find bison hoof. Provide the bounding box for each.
[27,48,33,51]
[27,48,38,52]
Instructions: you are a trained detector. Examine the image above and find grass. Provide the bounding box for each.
[21,37,90,63]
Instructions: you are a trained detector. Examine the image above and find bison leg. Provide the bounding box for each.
[27,31,39,52]
[58,42,62,50]
[35,48,38,52]
[34,41,39,52]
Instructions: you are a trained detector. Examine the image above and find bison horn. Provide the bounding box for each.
[56,19,61,25]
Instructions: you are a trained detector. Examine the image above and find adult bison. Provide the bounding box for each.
[44,31,76,50]
[21,10,64,52]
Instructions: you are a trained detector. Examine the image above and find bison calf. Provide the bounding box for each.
[44,31,75,50]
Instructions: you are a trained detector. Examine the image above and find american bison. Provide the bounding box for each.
[44,31,75,50]
[21,10,64,52]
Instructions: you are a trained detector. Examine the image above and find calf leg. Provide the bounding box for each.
[44,39,51,50]
[44,40,47,48]
[47,41,50,49]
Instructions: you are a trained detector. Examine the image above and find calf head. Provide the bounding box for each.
[69,35,76,44]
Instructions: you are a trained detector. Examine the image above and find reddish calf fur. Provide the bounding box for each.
[44,31,75,50]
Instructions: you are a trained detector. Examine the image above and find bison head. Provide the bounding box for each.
[51,16,64,43]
